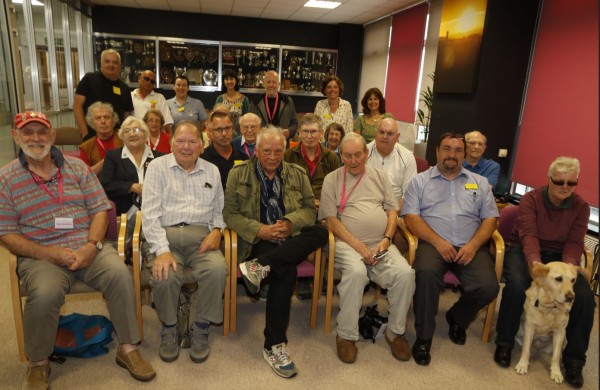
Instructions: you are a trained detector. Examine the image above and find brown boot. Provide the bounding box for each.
[385,329,411,361]
[22,363,50,390]
[336,335,358,363]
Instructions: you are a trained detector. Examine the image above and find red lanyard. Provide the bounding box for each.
[265,93,279,123]
[339,167,365,214]
[300,143,321,177]
[243,143,252,158]
[30,169,64,206]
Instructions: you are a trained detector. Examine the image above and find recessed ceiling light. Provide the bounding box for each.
[304,1,341,10]
[12,0,44,6]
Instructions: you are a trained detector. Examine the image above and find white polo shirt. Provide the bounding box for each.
[366,141,417,200]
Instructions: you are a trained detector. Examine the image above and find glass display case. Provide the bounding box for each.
[221,43,279,93]
[93,33,157,86]
[158,38,220,91]
[92,34,339,95]
[280,46,338,96]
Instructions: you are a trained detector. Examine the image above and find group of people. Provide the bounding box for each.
[1,49,594,390]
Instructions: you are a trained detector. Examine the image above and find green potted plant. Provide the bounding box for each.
[416,72,435,143]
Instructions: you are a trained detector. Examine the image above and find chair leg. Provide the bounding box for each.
[230,231,238,334]
[223,230,231,337]
[310,248,322,329]
[324,246,335,333]
[481,297,497,343]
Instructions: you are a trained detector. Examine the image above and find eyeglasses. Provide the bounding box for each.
[549,177,578,187]
[241,125,259,131]
[123,127,144,134]
[212,126,233,134]
[300,129,321,136]
[142,76,156,84]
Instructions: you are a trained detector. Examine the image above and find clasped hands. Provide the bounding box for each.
[357,238,390,266]
[51,244,97,271]
[434,240,477,265]
[257,219,292,242]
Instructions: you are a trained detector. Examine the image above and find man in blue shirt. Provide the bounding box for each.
[462,130,500,191]
[402,133,499,366]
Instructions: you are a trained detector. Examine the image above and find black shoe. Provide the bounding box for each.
[296,279,313,300]
[412,338,431,366]
[446,310,466,345]
[564,363,584,389]
[494,345,512,368]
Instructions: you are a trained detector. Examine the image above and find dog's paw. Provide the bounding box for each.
[515,362,528,375]
[550,368,564,384]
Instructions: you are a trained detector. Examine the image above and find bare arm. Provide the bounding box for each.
[73,94,88,138]
[69,210,109,270]
[0,233,76,267]
[90,160,105,176]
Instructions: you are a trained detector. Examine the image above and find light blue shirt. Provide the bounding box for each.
[167,96,208,126]
[401,166,499,247]
[462,157,500,190]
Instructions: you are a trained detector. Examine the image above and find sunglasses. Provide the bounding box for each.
[142,76,156,84]
[549,177,578,187]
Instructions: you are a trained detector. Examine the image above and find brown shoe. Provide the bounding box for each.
[116,348,156,382]
[336,335,358,363]
[22,363,50,390]
[385,332,411,361]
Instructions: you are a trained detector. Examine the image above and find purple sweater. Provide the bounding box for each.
[510,187,590,265]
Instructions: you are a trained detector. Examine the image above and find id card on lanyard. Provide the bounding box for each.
[30,169,74,229]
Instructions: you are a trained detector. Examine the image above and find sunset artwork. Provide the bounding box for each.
[434,0,488,93]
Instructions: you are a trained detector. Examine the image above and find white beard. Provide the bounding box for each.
[21,143,52,161]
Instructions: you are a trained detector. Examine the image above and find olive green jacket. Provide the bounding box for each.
[223,156,317,262]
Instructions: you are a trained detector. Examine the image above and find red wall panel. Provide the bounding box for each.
[385,3,429,122]
[513,0,598,206]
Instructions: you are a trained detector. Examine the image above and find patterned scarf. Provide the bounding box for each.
[256,161,283,225]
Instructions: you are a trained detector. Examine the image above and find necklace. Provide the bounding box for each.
[368,113,383,123]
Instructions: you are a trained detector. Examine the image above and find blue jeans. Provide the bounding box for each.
[495,246,595,366]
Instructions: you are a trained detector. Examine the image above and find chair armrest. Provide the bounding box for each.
[582,245,593,283]
[131,211,143,282]
[489,229,505,281]
[396,217,417,265]
[118,213,127,261]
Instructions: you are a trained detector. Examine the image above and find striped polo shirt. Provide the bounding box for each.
[0,147,111,249]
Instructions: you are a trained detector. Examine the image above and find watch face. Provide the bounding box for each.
[95,241,103,251]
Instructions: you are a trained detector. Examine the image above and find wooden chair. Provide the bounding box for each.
[53,127,82,146]
[323,218,416,333]
[131,211,232,337]
[7,201,140,362]
[228,228,328,334]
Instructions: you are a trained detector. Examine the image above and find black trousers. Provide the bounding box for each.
[412,241,499,340]
[496,246,596,366]
[249,224,329,349]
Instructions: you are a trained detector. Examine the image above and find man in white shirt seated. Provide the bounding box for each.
[142,120,227,364]
[366,118,417,209]
[131,70,174,134]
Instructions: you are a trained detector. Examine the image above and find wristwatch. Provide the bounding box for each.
[87,240,103,251]
[214,228,224,236]
[383,235,392,243]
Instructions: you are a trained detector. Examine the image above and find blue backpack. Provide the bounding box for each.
[54,313,113,358]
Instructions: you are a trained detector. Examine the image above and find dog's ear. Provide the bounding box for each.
[530,261,548,280]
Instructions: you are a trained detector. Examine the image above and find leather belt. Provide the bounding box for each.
[170,222,190,227]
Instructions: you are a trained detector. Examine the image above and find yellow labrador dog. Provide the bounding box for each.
[515,261,578,384]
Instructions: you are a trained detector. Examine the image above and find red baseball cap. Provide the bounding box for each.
[13,111,51,129]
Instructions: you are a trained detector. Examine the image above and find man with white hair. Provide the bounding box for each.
[494,156,594,389]
[463,130,500,190]
[233,112,261,158]
[366,118,417,209]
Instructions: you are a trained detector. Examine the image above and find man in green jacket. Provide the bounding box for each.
[223,126,328,379]
[284,113,339,299]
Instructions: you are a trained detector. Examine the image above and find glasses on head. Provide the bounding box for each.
[123,127,144,135]
[211,126,233,134]
[549,177,578,187]
[142,76,156,84]
[441,132,464,140]
[300,129,321,137]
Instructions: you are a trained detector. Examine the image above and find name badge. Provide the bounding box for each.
[234,160,243,165]
[55,217,74,230]
[178,107,185,112]
[113,86,121,95]
[465,183,478,190]
[324,113,332,119]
